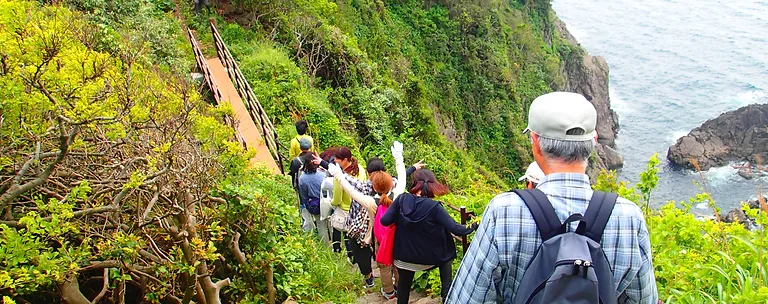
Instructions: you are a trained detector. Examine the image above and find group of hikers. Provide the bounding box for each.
[287,92,658,304]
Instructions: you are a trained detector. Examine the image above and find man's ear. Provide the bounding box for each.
[593,130,599,143]
[531,133,542,156]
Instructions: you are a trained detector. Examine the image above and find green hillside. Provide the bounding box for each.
[0,0,766,303]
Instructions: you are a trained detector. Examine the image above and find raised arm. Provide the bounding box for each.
[327,164,376,213]
[391,141,407,199]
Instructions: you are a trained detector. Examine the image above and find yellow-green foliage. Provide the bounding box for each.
[595,155,768,303]
[0,1,360,302]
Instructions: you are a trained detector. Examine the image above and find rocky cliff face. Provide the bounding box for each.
[668,103,768,170]
[553,18,624,176]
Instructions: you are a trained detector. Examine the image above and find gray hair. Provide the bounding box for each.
[536,135,595,163]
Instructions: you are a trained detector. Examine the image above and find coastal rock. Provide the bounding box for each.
[722,209,749,227]
[718,197,766,229]
[554,17,623,172]
[667,103,768,170]
[596,145,624,170]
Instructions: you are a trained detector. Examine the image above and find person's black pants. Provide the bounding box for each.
[347,237,372,276]
[332,229,355,260]
[396,261,453,304]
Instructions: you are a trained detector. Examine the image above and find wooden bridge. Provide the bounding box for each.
[187,20,284,174]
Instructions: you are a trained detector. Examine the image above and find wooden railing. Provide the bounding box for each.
[444,202,476,253]
[187,28,248,149]
[208,19,285,173]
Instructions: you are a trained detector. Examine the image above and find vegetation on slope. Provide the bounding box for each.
[0,1,359,302]
[188,0,568,186]
[1,0,766,303]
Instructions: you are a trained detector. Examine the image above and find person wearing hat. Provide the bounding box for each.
[447,92,658,303]
[289,137,313,190]
[289,138,315,232]
[519,161,545,189]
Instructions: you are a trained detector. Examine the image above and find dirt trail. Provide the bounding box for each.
[354,261,441,304]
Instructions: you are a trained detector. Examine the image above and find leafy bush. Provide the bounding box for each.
[62,0,192,71]
[0,1,360,302]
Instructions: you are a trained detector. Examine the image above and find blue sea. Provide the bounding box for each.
[552,0,768,211]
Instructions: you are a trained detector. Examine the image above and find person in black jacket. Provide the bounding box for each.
[380,169,478,304]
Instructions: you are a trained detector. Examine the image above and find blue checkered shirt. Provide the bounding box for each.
[446,173,658,304]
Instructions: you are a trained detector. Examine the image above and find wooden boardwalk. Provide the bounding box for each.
[206,58,280,174]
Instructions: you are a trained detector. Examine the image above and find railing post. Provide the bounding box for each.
[460,206,468,252]
[274,129,284,174]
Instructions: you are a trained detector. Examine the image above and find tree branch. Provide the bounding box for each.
[89,268,109,304]
[0,118,79,210]
[0,205,116,228]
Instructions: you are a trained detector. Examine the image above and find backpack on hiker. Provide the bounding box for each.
[293,156,305,190]
[511,189,619,304]
[345,200,370,245]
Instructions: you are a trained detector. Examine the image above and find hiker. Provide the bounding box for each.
[289,120,314,161]
[298,152,330,242]
[289,138,313,190]
[446,92,658,303]
[519,161,544,189]
[380,169,478,304]
[289,138,314,232]
[319,147,347,253]
[332,147,368,262]
[327,141,406,292]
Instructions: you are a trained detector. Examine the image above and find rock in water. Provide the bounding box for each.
[667,104,768,170]
[722,209,749,228]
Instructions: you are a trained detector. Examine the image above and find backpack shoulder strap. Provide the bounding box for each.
[580,191,619,243]
[512,189,562,241]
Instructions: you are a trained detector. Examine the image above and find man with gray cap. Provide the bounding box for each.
[289,138,313,191]
[446,92,657,303]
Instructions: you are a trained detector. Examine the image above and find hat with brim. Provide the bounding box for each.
[518,162,544,184]
[522,92,597,141]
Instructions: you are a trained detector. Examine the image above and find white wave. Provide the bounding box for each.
[694,202,709,210]
[737,89,767,105]
[703,165,740,188]
[668,130,689,144]
[609,88,632,113]
[566,24,588,42]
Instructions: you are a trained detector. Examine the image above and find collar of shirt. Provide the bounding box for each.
[536,172,591,190]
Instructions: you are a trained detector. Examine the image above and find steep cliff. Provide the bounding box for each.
[216,0,624,186]
[668,103,768,170]
[553,17,624,175]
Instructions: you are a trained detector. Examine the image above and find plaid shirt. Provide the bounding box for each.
[446,173,658,304]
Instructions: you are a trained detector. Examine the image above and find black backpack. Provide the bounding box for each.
[511,189,619,304]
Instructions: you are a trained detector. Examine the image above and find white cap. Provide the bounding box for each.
[518,162,545,184]
[522,92,597,141]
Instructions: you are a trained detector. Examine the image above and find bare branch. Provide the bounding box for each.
[0,118,79,210]
[89,268,109,304]
[141,189,160,223]
[0,205,116,228]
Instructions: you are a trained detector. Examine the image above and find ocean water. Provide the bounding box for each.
[551,0,768,211]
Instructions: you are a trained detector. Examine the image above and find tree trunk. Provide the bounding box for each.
[265,264,276,304]
[59,274,89,304]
